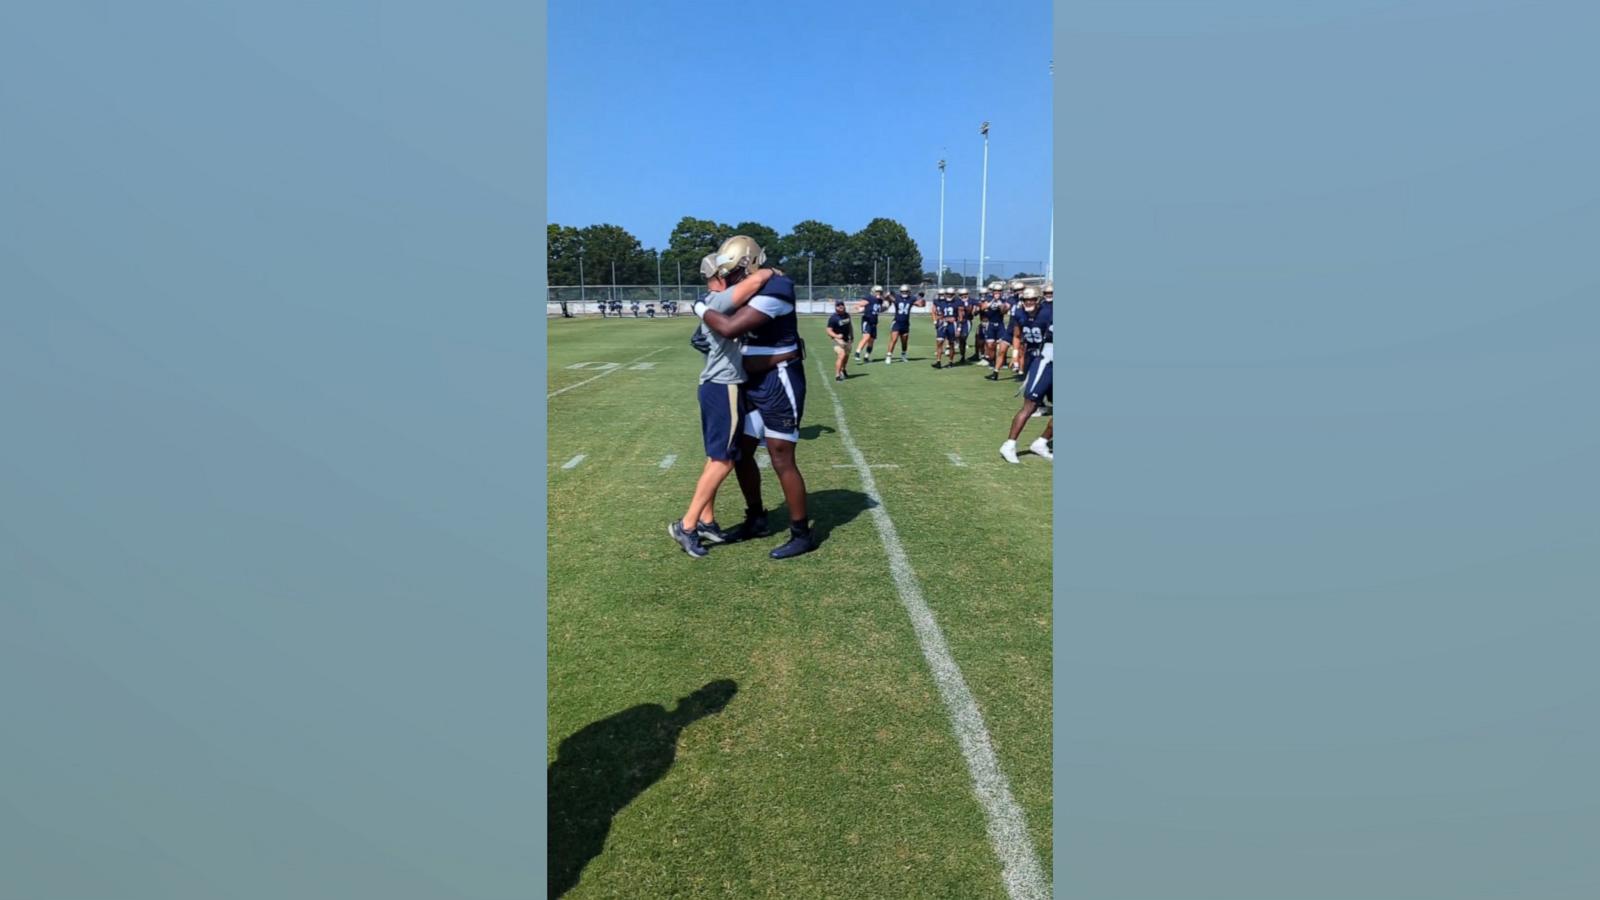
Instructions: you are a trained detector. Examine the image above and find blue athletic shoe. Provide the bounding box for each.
[668,521,708,558]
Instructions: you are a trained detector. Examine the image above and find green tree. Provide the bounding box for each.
[846,218,923,288]
[547,223,583,285]
[777,220,851,284]
[575,223,656,286]
[662,216,732,286]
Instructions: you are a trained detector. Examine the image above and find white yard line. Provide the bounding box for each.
[831,463,899,469]
[658,454,677,470]
[947,453,967,467]
[547,347,669,399]
[560,454,586,470]
[814,358,1050,900]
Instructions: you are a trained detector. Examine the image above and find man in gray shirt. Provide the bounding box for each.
[668,257,775,558]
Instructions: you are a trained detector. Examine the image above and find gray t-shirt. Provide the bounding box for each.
[698,288,746,385]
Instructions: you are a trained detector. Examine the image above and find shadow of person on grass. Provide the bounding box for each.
[548,680,738,897]
[799,423,836,440]
[768,487,870,547]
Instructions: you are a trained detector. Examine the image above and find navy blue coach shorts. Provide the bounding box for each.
[698,381,744,461]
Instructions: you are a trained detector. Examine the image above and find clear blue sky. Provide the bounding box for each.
[549,0,1053,269]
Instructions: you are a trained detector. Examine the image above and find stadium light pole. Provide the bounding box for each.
[806,253,814,304]
[872,259,877,286]
[578,248,585,305]
[937,157,946,290]
[611,260,617,303]
[675,259,682,306]
[656,250,663,304]
[978,121,989,297]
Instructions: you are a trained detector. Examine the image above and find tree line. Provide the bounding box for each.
[548,217,931,287]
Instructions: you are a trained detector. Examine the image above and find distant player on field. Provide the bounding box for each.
[826,300,853,381]
[932,288,959,369]
[854,285,886,363]
[1000,286,1054,464]
[883,284,923,365]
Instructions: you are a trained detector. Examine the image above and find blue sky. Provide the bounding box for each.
[549,0,1053,269]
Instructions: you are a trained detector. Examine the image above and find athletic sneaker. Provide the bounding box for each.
[931,362,942,369]
[769,525,817,560]
[836,373,845,381]
[985,372,999,381]
[668,521,708,558]
[696,521,732,545]
[1030,437,1054,460]
[900,354,908,362]
[1000,440,1021,464]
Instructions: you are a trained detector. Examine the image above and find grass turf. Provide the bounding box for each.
[548,314,1052,898]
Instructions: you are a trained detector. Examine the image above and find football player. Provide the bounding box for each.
[1000,286,1054,464]
[855,285,886,363]
[883,284,924,364]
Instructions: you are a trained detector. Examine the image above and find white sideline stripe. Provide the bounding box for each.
[831,463,899,469]
[814,358,1050,900]
[561,454,586,470]
[948,453,967,467]
[548,347,669,398]
[658,454,677,470]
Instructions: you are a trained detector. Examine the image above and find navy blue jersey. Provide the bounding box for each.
[892,295,917,318]
[860,298,884,321]
[743,275,800,356]
[1013,303,1052,349]
[935,297,958,320]
[983,299,1009,327]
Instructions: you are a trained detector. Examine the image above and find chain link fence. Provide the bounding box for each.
[548,257,1052,315]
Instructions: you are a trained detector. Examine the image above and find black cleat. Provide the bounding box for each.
[668,521,708,558]
[696,521,732,545]
[985,372,999,381]
[733,513,769,542]
[769,529,817,560]
[931,362,942,369]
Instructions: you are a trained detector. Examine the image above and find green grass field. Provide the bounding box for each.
[547,313,1052,899]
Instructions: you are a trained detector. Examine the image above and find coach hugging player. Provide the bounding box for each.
[675,235,816,561]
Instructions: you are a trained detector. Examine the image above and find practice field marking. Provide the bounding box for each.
[947,453,967,467]
[815,359,1050,900]
[548,347,669,399]
[658,454,677,470]
[561,454,586,470]
[831,463,899,469]
[755,453,770,470]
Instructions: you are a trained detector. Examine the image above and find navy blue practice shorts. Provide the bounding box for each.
[741,360,805,443]
[1022,356,1053,403]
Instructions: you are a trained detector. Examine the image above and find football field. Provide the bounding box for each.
[547,314,1053,899]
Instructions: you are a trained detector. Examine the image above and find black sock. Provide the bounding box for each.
[790,520,810,539]
[746,507,766,522]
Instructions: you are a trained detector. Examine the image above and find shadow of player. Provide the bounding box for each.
[547,680,738,897]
